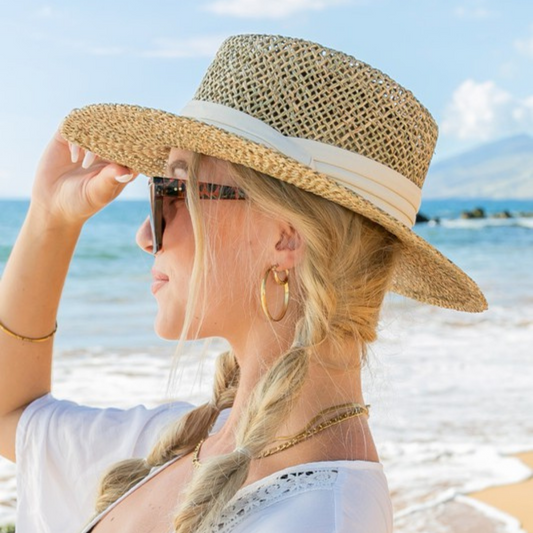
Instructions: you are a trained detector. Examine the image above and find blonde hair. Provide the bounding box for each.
[89,153,401,532]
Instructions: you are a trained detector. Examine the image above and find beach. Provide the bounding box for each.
[467,451,533,533]
[0,198,532,532]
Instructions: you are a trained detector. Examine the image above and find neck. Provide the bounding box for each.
[211,325,367,448]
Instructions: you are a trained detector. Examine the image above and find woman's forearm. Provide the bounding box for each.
[0,204,83,415]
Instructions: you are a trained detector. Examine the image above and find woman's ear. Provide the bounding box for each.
[274,223,304,270]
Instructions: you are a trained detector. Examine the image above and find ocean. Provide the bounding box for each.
[0,198,532,532]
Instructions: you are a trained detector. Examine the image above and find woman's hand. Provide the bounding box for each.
[30,125,140,226]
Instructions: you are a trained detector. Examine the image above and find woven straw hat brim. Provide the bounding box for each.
[60,103,488,313]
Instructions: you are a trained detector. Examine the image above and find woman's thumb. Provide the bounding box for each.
[86,162,140,206]
[114,171,137,184]
[103,162,139,186]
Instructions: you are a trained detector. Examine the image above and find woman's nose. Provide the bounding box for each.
[136,216,154,255]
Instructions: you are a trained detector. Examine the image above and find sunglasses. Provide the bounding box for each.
[149,176,247,254]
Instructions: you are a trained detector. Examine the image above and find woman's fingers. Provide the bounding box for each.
[81,150,97,169]
[68,142,80,163]
[31,127,141,226]
[65,138,139,188]
[115,173,135,183]
[85,160,139,205]
[68,143,102,169]
[64,133,113,169]
[58,136,140,213]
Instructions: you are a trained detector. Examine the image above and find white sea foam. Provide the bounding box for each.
[365,297,533,532]
[439,216,533,230]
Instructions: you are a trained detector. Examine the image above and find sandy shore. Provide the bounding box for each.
[468,451,533,533]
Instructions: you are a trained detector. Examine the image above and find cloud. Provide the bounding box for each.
[442,80,533,140]
[87,46,128,57]
[32,6,55,18]
[28,31,123,56]
[515,29,533,58]
[452,0,495,19]
[31,5,68,20]
[453,6,493,18]
[498,61,519,79]
[27,33,225,59]
[203,0,349,19]
[141,35,227,58]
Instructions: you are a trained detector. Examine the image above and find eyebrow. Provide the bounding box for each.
[165,159,189,176]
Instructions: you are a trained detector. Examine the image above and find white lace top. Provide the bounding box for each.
[15,393,393,533]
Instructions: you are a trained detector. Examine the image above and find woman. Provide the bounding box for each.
[0,34,487,533]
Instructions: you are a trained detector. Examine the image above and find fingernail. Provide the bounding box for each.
[69,142,80,163]
[82,150,96,169]
[115,173,134,183]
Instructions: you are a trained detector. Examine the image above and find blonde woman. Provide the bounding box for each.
[0,35,487,533]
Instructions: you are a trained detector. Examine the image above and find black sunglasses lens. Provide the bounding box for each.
[150,183,163,254]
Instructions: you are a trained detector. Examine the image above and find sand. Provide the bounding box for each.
[468,451,533,533]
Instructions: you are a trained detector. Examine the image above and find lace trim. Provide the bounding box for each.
[211,468,339,532]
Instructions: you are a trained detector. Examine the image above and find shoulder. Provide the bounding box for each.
[14,392,199,533]
[222,462,393,533]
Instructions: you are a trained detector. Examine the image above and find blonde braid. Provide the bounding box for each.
[92,351,239,515]
[171,344,310,533]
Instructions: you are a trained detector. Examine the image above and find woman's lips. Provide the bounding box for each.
[151,268,169,295]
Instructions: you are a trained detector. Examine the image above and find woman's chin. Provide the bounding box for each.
[153,316,182,340]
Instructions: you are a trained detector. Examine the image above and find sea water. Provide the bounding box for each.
[0,198,532,532]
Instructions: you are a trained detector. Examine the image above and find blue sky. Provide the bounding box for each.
[0,0,532,198]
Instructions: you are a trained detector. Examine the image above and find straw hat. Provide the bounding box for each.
[60,34,487,312]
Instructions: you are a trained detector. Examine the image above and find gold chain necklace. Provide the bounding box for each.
[192,402,370,468]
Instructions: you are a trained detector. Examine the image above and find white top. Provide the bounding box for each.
[15,392,393,533]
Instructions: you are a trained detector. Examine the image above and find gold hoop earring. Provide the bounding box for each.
[261,264,290,322]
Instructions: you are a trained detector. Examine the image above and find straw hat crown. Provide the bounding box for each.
[194,34,438,189]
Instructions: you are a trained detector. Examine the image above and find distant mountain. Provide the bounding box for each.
[423,134,533,199]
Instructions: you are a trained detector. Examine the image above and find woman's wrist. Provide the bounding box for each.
[26,201,85,236]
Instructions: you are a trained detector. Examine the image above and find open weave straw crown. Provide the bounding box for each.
[60,34,487,312]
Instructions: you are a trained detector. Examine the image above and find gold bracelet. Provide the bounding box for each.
[0,319,58,343]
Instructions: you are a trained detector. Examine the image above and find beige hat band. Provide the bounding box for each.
[181,100,422,227]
